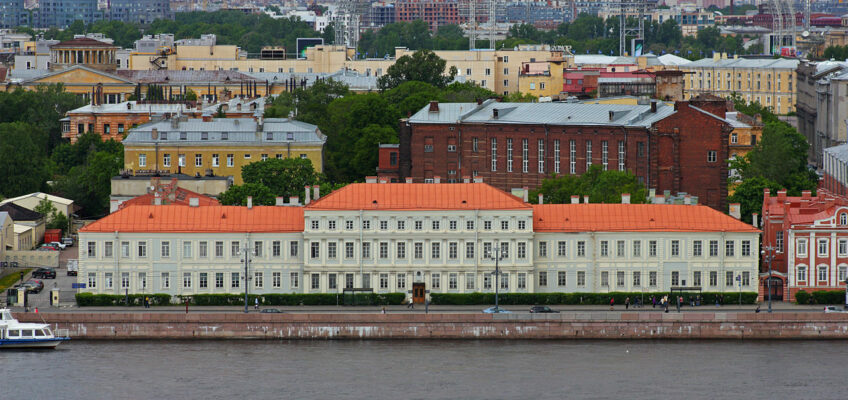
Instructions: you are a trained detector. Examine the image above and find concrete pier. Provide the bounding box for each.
[17,312,848,340]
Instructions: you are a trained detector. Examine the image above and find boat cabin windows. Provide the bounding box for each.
[8,329,19,337]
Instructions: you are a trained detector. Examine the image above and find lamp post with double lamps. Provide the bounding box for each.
[761,245,781,313]
[486,242,506,312]
[239,243,254,313]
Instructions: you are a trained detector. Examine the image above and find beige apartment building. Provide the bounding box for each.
[128,44,569,96]
[680,53,799,114]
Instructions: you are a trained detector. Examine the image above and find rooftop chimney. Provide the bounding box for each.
[434,176,441,184]
[247,196,253,209]
[523,187,529,202]
[304,186,311,205]
[653,195,665,204]
[571,195,579,204]
[777,189,787,201]
[802,190,812,199]
[621,193,630,204]
[289,196,299,206]
[189,197,199,207]
[276,197,285,206]
[154,192,162,206]
[151,128,159,140]
[538,194,544,205]
[729,203,741,219]
[429,101,439,112]
[378,178,388,184]
[650,100,657,113]
[313,185,320,200]
[366,176,377,183]
[684,195,691,205]
[405,177,413,184]
[493,108,499,118]
[463,176,471,183]
[473,177,483,183]
[752,212,759,228]
[583,195,589,204]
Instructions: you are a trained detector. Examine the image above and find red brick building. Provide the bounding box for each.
[395,0,462,31]
[761,189,848,302]
[392,99,732,211]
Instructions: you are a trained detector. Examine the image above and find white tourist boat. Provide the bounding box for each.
[0,308,70,349]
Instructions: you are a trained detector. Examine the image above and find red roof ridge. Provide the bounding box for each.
[307,182,531,210]
[81,205,304,233]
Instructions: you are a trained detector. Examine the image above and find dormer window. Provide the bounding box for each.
[222,132,228,141]
[266,132,273,141]
[201,132,208,140]
[180,132,187,140]
[160,132,168,140]
[287,132,294,141]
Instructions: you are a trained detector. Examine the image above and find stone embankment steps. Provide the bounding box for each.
[17,312,848,339]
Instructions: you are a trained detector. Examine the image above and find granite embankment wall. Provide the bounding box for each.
[17,312,848,340]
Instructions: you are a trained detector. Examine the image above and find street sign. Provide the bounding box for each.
[71,283,86,289]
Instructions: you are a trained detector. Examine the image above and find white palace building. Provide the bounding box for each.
[77,182,760,301]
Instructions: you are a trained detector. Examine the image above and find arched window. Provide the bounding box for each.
[840,213,846,226]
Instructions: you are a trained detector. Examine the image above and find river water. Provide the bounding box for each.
[3,340,845,399]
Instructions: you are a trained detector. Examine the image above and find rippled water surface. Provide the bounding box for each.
[4,340,846,399]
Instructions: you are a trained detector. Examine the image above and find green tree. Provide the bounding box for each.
[383,81,442,117]
[217,183,276,206]
[529,165,649,204]
[728,176,781,223]
[0,122,49,197]
[183,88,198,101]
[358,20,432,57]
[52,138,123,218]
[378,49,458,90]
[34,197,69,234]
[240,158,320,199]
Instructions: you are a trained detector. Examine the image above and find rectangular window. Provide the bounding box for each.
[290,241,298,257]
[397,242,406,259]
[617,271,625,287]
[183,273,191,289]
[693,240,702,257]
[379,242,388,259]
[616,240,625,257]
[432,220,440,230]
[328,242,337,259]
[649,272,657,287]
[586,140,592,170]
[518,273,526,290]
[414,242,423,259]
[431,273,441,290]
[345,242,355,259]
[491,138,497,171]
[466,274,475,290]
[231,273,240,289]
[329,274,337,290]
[797,267,807,283]
[312,274,321,290]
[649,240,657,257]
[138,154,146,168]
[161,272,169,289]
[466,242,475,259]
[231,241,239,257]
[291,272,299,288]
[104,241,113,258]
[710,271,717,286]
[87,241,96,257]
[577,241,585,257]
[671,271,679,286]
[311,242,320,259]
[633,241,641,257]
[163,154,171,167]
[840,240,848,257]
[726,241,735,257]
[484,221,491,230]
[121,272,129,289]
[254,272,263,289]
[254,241,263,257]
[178,154,186,167]
[601,271,609,287]
[500,273,508,290]
[449,242,458,259]
[227,154,234,167]
[431,242,441,259]
[212,154,219,167]
[539,242,547,257]
[215,241,223,258]
[137,242,147,258]
[449,273,458,290]
[507,138,513,172]
[199,273,208,289]
[569,140,576,174]
[818,239,829,257]
[397,220,405,230]
[539,271,548,287]
[216,273,224,288]
[618,141,625,171]
[362,242,371,259]
[501,220,509,231]
[161,241,170,258]
[601,140,608,171]
[633,272,641,287]
[379,220,387,230]
[558,271,566,287]
[554,139,560,173]
[693,271,701,287]
[671,240,679,257]
[839,266,847,283]
[195,154,202,167]
[537,139,544,173]
[742,272,750,286]
[500,242,509,258]
[272,241,281,257]
[199,241,208,258]
[726,271,734,287]
[517,242,526,259]
[415,221,422,230]
[600,241,609,257]
[273,272,281,288]
[709,240,719,257]
[449,221,457,230]
[577,271,586,287]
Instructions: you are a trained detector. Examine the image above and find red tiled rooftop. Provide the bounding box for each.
[81,205,304,233]
[307,183,531,211]
[119,188,219,209]
[533,204,759,233]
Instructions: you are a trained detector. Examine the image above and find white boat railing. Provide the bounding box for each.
[55,328,69,337]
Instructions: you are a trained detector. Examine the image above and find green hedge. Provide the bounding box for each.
[185,293,406,306]
[75,293,171,306]
[430,291,758,305]
[795,290,845,305]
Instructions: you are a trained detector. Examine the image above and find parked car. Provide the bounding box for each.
[824,306,847,313]
[482,306,512,314]
[19,279,44,293]
[67,259,78,276]
[260,308,283,313]
[61,237,74,246]
[48,241,66,250]
[37,246,58,251]
[529,305,559,313]
[32,268,57,279]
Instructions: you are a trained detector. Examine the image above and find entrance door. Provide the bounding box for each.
[767,277,784,301]
[412,282,426,304]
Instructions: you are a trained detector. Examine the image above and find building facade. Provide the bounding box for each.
[681,54,799,115]
[398,99,732,211]
[0,0,26,29]
[795,60,848,168]
[122,117,326,183]
[106,0,172,25]
[78,183,760,300]
[37,0,101,28]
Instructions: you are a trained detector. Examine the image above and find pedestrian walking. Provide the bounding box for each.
[625,297,630,310]
[755,304,761,313]
[407,297,414,309]
[381,306,386,314]
[609,297,615,311]
[144,296,149,308]
[254,297,259,310]
[425,298,430,314]
[652,296,656,308]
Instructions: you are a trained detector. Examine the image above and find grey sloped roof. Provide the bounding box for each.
[825,143,848,163]
[117,70,258,84]
[685,57,800,70]
[124,117,325,145]
[243,69,379,91]
[409,99,675,128]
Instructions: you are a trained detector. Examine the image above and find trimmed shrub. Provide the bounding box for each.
[794,291,810,305]
[430,291,758,306]
[185,293,406,306]
[811,290,845,305]
[75,293,170,306]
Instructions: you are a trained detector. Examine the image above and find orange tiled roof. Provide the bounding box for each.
[307,183,531,210]
[533,204,759,232]
[119,188,219,209]
[81,205,304,233]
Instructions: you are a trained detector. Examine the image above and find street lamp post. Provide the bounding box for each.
[844,278,848,310]
[240,243,254,314]
[762,245,782,313]
[486,242,505,312]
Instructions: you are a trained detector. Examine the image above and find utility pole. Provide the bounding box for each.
[762,245,782,313]
[486,242,505,311]
[240,243,254,313]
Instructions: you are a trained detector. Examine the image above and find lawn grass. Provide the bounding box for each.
[0,268,32,291]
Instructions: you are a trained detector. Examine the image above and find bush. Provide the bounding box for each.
[75,293,171,306]
[794,290,810,305]
[811,290,844,305]
[185,293,406,306]
[430,291,758,305]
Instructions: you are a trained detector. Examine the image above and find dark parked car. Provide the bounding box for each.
[259,308,283,313]
[19,279,44,293]
[32,268,57,279]
[529,306,559,313]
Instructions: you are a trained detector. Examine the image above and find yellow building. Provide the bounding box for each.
[680,53,799,114]
[517,58,565,98]
[130,44,569,97]
[725,111,764,160]
[122,117,326,184]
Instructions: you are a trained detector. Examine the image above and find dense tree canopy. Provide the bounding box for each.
[529,165,649,204]
[378,49,458,90]
[0,122,50,197]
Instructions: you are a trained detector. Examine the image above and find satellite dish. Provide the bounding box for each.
[802,31,810,38]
